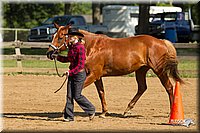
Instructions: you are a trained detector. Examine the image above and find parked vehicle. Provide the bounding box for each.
[102,5,182,38]
[135,11,200,42]
[28,15,108,42]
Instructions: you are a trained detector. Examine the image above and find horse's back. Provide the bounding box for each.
[87,34,175,58]
[102,35,164,47]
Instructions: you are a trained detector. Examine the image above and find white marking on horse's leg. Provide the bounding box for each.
[52,33,57,43]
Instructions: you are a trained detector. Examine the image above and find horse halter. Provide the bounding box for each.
[48,34,69,93]
[49,43,66,53]
[49,34,69,77]
[49,34,69,52]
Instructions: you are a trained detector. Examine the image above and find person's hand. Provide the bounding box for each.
[51,53,58,59]
[47,51,57,60]
[47,51,53,60]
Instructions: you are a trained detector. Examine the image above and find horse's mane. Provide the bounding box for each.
[79,30,96,36]
[79,29,109,38]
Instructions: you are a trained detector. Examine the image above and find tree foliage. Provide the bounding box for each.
[2,2,199,29]
[3,3,92,28]
[69,2,92,15]
[3,3,65,28]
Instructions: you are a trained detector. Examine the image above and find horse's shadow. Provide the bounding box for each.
[107,113,144,119]
[3,112,172,127]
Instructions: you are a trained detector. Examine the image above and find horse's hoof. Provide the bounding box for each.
[99,112,110,118]
[123,111,131,117]
[99,114,106,118]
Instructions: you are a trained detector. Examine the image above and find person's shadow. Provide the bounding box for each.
[3,111,144,121]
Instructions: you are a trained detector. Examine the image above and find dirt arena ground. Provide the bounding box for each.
[2,75,199,132]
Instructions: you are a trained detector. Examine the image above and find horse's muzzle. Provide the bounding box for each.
[46,50,54,60]
[49,44,58,50]
[47,44,59,60]
[46,50,58,60]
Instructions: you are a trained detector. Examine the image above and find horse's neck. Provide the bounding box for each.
[79,29,111,50]
[79,30,99,48]
[83,36,95,48]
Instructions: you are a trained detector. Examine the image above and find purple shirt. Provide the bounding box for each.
[57,42,86,76]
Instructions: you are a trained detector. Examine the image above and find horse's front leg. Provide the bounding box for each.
[94,77,109,118]
[83,72,96,88]
[83,72,108,118]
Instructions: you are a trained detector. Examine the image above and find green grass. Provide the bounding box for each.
[2,59,199,78]
[3,59,198,70]
[2,60,69,68]
[178,59,198,70]
[176,48,199,56]
[2,60,16,67]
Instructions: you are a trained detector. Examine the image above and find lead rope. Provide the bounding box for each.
[53,58,68,93]
[49,39,68,93]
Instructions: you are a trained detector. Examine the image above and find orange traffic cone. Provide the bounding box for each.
[169,81,184,125]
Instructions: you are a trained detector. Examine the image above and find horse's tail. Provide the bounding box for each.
[162,40,184,84]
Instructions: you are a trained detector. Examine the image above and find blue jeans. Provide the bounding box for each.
[64,70,95,120]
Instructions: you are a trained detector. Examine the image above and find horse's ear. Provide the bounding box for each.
[54,22,60,29]
[64,23,72,29]
[67,22,72,27]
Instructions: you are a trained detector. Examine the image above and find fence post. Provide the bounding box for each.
[14,40,23,72]
[15,29,18,41]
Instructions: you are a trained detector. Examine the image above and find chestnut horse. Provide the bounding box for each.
[47,23,183,118]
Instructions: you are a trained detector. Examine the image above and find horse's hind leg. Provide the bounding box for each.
[94,77,109,118]
[157,73,174,112]
[123,66,149,116]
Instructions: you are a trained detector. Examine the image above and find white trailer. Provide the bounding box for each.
[103,5,182,37]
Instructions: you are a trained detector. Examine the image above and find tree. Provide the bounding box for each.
[64,3,72,15]
[92,2,101,25]
[137,4,150,34]
[3,3,64,28]
[69,2,92,15]
[2,3,92,28]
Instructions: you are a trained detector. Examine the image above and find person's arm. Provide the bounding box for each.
[68,44,86,76]
[56,55,70,63]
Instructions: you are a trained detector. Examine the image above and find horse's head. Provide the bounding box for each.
[46,23,71,59]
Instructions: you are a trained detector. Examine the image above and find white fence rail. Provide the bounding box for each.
[2,41,49,48]
[0,28,30,42]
